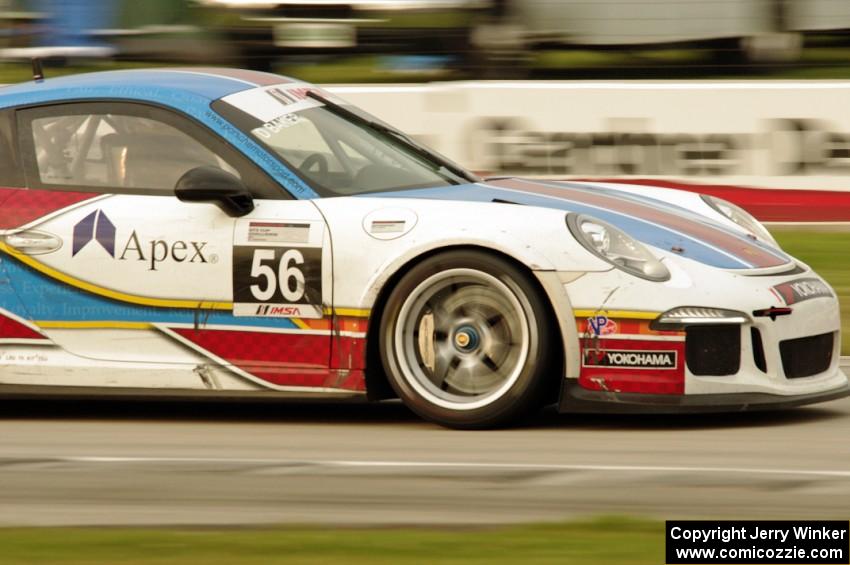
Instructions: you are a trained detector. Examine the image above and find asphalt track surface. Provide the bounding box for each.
[0,359,848,527]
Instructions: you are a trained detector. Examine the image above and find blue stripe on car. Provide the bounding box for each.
[1,254,299,330]
[371,183,753,269]
[528,178,789,262]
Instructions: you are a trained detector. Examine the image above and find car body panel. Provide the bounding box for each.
[0,68,845,415]
[0,186,358,392]
[566,253,843,396]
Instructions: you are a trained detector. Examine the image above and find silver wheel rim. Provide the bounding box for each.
[393,268,533,411]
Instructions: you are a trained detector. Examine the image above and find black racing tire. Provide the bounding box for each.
[379,250,555,429]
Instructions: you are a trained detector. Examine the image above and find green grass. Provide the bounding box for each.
[3,39,850,84]
[0,517,662,565]
[534,49,703,70]
[275,55,454,84]
[531,45,850,80]
[0,61,175,85]
[771,229,850,354]
[0,58,450,86]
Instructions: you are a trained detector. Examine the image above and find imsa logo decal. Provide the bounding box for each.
[583,349,678,370]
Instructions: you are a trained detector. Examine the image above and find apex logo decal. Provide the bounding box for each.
[72,210,116,257]
[118,231,210,271]
[71,210,213,271]
[583,349,677,370]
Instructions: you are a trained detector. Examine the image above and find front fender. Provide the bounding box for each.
[313,196,610,311]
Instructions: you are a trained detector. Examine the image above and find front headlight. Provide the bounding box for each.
[700,195,778,248]
[650,306,751,331]
[567,214,670,282]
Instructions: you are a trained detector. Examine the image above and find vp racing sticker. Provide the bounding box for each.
[586,314,617,336]
[233,219,324,318]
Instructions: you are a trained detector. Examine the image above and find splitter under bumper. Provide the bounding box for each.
[558,378,850,414]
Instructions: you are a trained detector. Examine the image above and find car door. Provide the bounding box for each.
[4,101,333,389]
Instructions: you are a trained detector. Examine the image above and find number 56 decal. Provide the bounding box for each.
[233,245,323,318]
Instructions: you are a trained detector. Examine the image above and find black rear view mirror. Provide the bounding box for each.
[175,166,254,217]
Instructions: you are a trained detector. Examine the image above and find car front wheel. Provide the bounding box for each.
[379,250,555,429]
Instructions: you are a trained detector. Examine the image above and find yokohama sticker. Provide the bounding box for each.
[772,277,833,305]
[583,349,677,370]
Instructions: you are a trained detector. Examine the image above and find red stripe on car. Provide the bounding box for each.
[0,311,46,341]
[169,67,294,87]
[576,178,850,222]
[170,328,365,390]
[0,188,98,229]
[489,178,787,268]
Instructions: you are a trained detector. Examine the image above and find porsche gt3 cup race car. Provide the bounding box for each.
[0,68,846,428]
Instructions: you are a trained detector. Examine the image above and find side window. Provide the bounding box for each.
[0,110,24,187]
[27,112,239,192]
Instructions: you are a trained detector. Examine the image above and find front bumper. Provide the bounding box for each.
[559,377,850,414]
[557,256,847,412]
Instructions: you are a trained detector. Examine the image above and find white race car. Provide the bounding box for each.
[0,68,846,428]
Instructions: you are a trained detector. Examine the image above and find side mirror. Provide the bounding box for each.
[175,166,255,217]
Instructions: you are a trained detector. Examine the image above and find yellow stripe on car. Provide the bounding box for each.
[0,242,373,318]
[324,306,371,318]
[0,241,232,310]
[573,309,660,320]
[36,321,153,330]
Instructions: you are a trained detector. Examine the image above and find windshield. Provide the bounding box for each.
[213,85,475,196]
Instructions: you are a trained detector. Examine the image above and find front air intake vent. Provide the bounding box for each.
[751,328,767,373]
[780,332,834,379]
[685,326,741,376]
